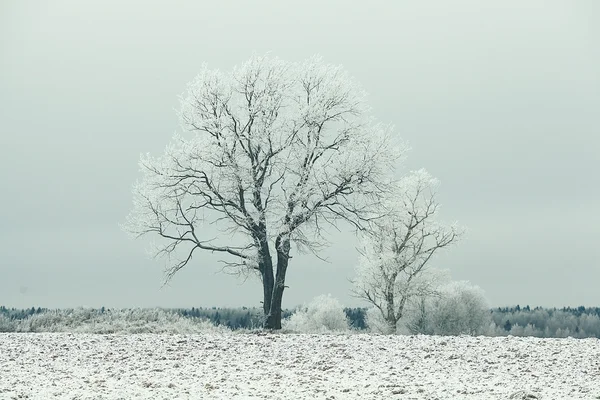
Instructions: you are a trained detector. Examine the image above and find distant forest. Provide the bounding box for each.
[489,305,600,338]
[1,305,599,338]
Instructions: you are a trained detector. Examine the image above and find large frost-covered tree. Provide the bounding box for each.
[352,170,462,333]
[124,55,405,329]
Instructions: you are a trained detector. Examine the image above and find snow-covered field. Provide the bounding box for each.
[1,333,598,400]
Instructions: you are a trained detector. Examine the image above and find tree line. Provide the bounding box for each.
[489,306,600,338]
[1,304,598,338]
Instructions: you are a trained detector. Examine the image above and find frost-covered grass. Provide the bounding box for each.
[0,308,229,334]
[1,333,598,399]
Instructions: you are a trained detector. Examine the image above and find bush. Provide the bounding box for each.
[428,281,491,336]
[283,294,350,333]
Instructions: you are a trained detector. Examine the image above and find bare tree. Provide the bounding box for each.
[123,55,406,329]
[352,170,463,333]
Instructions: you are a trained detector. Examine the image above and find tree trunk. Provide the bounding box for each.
[386,300,396,331]
[385,276,397,334]
[264,236,291,329]
[256,231,274,322]
[385,318,398,335]
[265,289,284,329]
[262,268,274,319]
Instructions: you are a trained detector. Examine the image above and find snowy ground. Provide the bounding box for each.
[1,333,599,400]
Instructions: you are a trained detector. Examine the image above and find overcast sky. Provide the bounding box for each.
[1,1,598,310]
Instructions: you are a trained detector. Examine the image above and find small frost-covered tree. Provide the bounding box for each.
[352,171,461,334]
[123,54,405,329]
[283,294,349,333]
[429,281,491,336]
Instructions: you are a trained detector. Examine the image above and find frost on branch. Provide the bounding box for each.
[123,54,407,328]
[352,170,463,333]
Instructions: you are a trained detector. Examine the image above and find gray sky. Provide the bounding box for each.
[1,1,598,310]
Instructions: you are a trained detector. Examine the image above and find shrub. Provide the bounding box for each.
[283,294,350,333]
[428,281,491,336]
